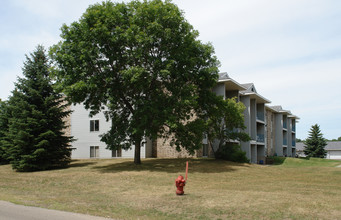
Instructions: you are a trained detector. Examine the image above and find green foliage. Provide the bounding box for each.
[50,0,221,164]
[296,138,303,142]
[303,124,327,158]
[0,100,10,164]
[215,143,249,163]
[271,156,286,165]
[206,97,250,159]
[3,46,73,171]
[330,137,341,142]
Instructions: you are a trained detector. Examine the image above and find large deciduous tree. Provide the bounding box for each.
[304,124,327,158]
[50,0,222,164]
[3,46,73,171]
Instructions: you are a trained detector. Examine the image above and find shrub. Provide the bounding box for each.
[215,143,249,163]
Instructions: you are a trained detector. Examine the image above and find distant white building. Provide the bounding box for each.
[296,141,341,160]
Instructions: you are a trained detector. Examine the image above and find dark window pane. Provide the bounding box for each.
[95,120,99,131]
[90,120,99,132]
[90,120,94,131]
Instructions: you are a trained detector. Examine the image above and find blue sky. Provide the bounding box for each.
[1,0,341,140]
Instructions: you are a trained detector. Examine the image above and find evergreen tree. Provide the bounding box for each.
[0,100,10,164]
[4,45,73,171]
[303,124,327,158]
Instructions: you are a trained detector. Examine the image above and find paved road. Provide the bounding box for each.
[0,201,113,220]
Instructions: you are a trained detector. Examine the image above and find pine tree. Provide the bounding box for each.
[0,100,11,164]
[303,124,327,158]
[4,45,73,171]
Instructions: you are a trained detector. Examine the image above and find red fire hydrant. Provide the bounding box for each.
[175,175,186,195]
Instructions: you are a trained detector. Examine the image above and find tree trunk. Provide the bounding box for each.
[134,138,142,165]
[209,140,217,158]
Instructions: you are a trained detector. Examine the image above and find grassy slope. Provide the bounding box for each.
[0,158,341,220]
[274,156,341,167]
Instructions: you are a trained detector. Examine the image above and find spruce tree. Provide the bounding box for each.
[303,124,327,158]
[0,100,10,164]
[4,45,72,171]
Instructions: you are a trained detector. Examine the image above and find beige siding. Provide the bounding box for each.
[153,136,197,158]
[61,99,71,137]
[266,109,276,156]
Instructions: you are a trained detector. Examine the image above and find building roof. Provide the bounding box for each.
[296,141,341,151]
[218,72,247,91]
[267,105,290,113]
[238,83,270,104]
[269,105,283,112]
[241,83,257,93]
[218,72,230,80]
[266,105,300,120]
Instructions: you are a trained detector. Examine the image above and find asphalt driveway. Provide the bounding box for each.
[0,201,113,220]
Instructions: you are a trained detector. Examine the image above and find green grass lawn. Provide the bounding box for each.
[0,157,341,220]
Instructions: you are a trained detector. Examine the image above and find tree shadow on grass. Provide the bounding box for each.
[68,160,97,168]
[91,158,249,174]
[271,156,313,166]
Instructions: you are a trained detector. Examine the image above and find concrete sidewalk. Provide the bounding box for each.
[0,201,113,220]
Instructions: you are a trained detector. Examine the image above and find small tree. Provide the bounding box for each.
[304,124,327,158]
[4,46,73,171]
[206,97,250,161]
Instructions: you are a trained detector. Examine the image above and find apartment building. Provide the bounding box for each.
[67,72,299,163]
[69,104,152,159]
[215,73,271,163]
[239,83,271,163]
[265,106,299,157]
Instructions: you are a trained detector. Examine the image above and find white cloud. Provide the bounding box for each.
[10,0,99,20]
[1,0,340,139]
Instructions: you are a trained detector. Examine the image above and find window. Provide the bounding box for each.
[112,147,122,158]
[90,120,99,132]
[90,146,99,158]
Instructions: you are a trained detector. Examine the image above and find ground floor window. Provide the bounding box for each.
[112,147,122,158]
[203,144,208,157]
[90,146,99,158]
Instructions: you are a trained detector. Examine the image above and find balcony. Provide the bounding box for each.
[283,139,287,146]
[256,112,264,122]
[257,134,265,143]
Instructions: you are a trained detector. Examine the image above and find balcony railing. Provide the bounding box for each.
[257,134,265,143]
[283,139,287,146]
[256,112,264,121]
